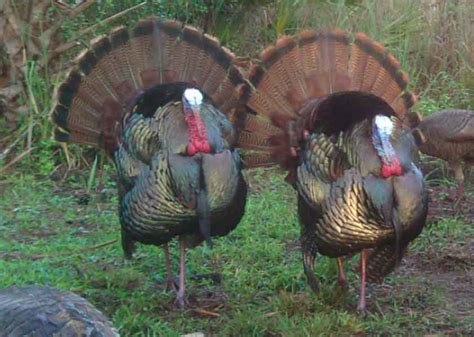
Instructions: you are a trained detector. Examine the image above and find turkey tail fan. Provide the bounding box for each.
[51,16,246,154]
[239,29,419,168]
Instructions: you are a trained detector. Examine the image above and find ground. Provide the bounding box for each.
[0,163,472,336]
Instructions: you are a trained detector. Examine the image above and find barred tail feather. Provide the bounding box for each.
[239,29,418,168]
[52,17,245,154]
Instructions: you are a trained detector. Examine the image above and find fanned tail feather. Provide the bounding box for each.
[52,17,246,154]
[239,29,418,168]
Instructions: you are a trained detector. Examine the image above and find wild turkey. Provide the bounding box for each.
[51,17,248,307]
[0,285,118,337]
[238,30,428,312]
[414,109,473,203]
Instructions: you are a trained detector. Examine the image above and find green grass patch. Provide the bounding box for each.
[1,169,472,336]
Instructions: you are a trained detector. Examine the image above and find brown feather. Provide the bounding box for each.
[238,131,274,150]
[52,17,243,151]
[352,33,388,92]
[313,30,351,94]
[298,30,320,81]
[391,92,417,125]
[242,114,281,137]
[241,152,278,168]
[239,28,418,169]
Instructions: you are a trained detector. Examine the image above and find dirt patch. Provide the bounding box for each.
[11,229,58,243]
[65,220,98,237]
[426,184,474,224]
[374,184,474,335]
[376,236,474,334]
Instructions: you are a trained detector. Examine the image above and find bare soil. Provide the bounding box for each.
[374,182,474,336]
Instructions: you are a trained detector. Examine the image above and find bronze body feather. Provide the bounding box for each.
[239,29,428,312]
[51,17,248,307]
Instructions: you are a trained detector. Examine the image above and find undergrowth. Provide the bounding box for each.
[0,0,472,172]
[0,1,473,336]
[1,169,472,336]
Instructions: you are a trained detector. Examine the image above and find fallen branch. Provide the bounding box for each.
[192,308,221,318]
[53,0,95,15]
[0,127,31,161]
[0,239,117,261]
[49,1,146,60]
[0,146,35,173]
[79,1,146,36]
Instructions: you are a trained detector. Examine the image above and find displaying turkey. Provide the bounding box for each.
[51,17,248,307]
[414,109,473,203]
[238,30,428,312]
[0,285,118,337]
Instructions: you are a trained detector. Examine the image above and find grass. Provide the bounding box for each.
[1,167,472,336]
[0,0,473,335]
[1,0,471,174]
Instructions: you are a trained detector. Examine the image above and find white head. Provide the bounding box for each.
[371,114,403,177]
[183,88,203,107]
[374,115,394,137]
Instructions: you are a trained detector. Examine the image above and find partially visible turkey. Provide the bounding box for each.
[0,285,118,337]
[238,30,428,312]
[414,109,474,204]
[51,17,248,307]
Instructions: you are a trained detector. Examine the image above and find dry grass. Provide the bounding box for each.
[1,0,472,168]
[234,0,473,105]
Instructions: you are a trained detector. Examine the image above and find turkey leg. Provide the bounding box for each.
[452,161,465,208]
[163,243,177,291]
[357,249,368,313]
[176,238,188,308]
[337,257,348,289]
[303,251,320,293]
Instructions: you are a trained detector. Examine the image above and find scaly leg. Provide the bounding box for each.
[357,249,369,314]
[163,243,177,292]
[303,251,320,293]
[451,161,465,209]
[337,257,348,289]
[176,238,188,308]
[121,228,136,260]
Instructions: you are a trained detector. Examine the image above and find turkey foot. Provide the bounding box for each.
[175,238,189,308]
[337,257,348,290]
[357,249,368,315]
[163,244,178,292]
[452,184,465,211]
[303,251,320,293]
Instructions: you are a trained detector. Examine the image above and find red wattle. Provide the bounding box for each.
[186,141,210,156]
[381,159,402,178]
[184,112,211,155]
[187,143,197,156]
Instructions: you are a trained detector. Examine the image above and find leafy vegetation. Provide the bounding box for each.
[0,0,473,335]
[1,169,472,336]
[1,0,472,168]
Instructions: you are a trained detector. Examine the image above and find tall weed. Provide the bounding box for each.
[1,0,472,171]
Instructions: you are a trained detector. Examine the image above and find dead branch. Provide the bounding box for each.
[0,239,118,260]
[48,1,146,60]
